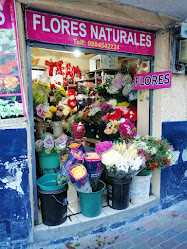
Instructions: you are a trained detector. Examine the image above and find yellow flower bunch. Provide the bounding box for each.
[49,105,57,113]
[45,112,52,118]
[33,84,48,108]
[60,86,67,96]
[68,143,79,148]
[71,165,86,179]
[117,102,129,108]
[86,155,100,159]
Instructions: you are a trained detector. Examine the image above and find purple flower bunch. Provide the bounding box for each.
[99,102,113,115]
[112,73,123,89]
[96,141,113,155]
[55,134,68,152]
[35,133,67,154]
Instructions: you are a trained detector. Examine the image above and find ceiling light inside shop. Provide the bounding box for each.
[74,49,81,57]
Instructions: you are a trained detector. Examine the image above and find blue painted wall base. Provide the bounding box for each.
[161,121,187,209]
[0,129,32,247]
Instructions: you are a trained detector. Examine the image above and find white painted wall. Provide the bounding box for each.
[152,31,187,197]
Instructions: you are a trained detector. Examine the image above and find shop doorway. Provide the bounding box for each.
[27,43,153,224]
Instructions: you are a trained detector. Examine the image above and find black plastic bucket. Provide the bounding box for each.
[38,184,68,226]
[85,124,97,139]
[107,177,132,210]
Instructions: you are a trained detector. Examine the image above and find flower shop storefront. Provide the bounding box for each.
[24,8,176,243]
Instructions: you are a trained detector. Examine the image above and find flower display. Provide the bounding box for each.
[43,135,54,154]
[54,134,67,153]
[35,132,67,154]
[132,135,175,172]
[119,119,137,141]
[35,140,44,151]
[88,106,101,116]
[123,107,137,122]
[95,63,135,102]
[0,99,23,119]
[112,73,123,89]
[96,141,113,154]
[108,99,117,106]
[32,83,48,109]
[35,104,50,122]
[0,65,12,74]
[100,141,145,179]
[104,120,119,135]
[0,76,20,94]
[49,105,70,121]
[0,27,16,53]
[101,149,122,167]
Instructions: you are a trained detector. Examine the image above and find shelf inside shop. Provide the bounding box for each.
[32,65,48,70]
[90,68,119,73]
[76,78,95,82]
[64,84,77,88]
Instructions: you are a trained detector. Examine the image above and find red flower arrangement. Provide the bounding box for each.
[123,107,137,122]
[106,108,124,121]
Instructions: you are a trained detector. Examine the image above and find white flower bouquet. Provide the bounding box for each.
[100,141,145,179]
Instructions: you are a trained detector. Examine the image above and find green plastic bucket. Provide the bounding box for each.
[37,173,68,191]
[37,151,61,175]
[79,181,105,217]
[137,170,152,176]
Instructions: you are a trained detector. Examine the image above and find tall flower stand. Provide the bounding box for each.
[51,121,63,138]
[130,171,152,205]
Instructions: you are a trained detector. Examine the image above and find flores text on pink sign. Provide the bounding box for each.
[25,10,154,56]
[134,71,172,90]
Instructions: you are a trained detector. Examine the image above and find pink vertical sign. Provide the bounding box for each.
[0,0,12,28]
[0,0,27,126]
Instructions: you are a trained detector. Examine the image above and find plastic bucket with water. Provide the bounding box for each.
[72,123,85,139]
[130,173,152,205]
[79,180,105,217]
[37,174,68,226]
[107,177,132,210]
[37,151,61,176]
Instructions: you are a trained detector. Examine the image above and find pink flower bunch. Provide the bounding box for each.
[56,105,64,117]
[96,141,113,154]
[36,104,46,119]
[119,119,137,141]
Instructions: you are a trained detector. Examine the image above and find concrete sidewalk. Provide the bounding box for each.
[33,200,187,249]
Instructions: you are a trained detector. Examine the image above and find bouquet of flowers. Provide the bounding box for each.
[32,82,48,109]
[95,70,134,101]
[119,119,137,142]
[49,105,64,121]
[35,104,51,122]
[35,132,67,154]
[98,141,145,179]
[132,135,175,172]
[0,99,23,119]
